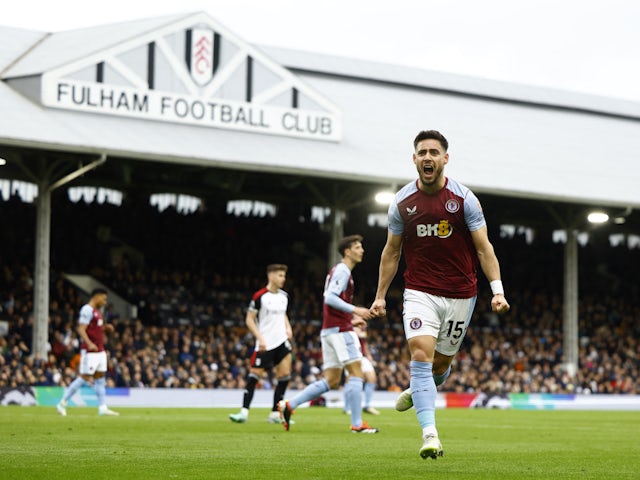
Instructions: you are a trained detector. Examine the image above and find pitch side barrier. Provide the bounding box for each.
[2,387,640,410]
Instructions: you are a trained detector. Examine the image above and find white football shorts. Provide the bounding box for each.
[79,350,108,375]
[402,288,477,356]
[320,328,363,370]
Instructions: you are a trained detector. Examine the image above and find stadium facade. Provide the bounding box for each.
[1,12,639,372]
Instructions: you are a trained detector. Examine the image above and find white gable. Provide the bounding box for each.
[8,12,341,141]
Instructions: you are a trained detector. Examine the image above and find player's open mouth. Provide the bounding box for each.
[423,165,434,175]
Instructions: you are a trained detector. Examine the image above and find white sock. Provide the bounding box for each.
[423,426,438,437]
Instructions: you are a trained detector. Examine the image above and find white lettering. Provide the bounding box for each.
[416,224,442,237]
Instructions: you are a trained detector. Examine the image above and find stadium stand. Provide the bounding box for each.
[1,197,638,395]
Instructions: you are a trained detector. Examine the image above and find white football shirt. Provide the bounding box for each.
[248,287,289,351]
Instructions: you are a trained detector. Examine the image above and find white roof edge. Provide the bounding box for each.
[1,12,201,78]
[469,186,639,210]
[3,135,637,210]
[261,45,640,120]
[0,26,49,75]
[0,24,46,35]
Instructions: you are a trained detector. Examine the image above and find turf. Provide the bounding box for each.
[1,406,639,479]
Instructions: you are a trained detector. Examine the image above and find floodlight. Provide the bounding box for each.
[587,212,609,224]
[375,191,394,205]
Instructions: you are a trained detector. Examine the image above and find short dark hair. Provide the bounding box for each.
[413,130,448,151]
[91,288,107,297]
[338,234,363,257]
[266,264,288,274]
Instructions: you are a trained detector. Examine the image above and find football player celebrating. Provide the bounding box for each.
[370,130,510,459]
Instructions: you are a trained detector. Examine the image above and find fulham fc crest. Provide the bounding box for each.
[189,28,214,86]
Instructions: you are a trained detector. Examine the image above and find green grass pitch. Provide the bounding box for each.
[1,406,639,479]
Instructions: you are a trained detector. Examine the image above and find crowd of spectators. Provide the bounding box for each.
[1,261,638,396]
[1,194,639,397]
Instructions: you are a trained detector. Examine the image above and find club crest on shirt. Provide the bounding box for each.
[445,199,460,213]
[409,318,422,330]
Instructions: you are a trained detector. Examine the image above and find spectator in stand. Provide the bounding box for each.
[0,259,638,397]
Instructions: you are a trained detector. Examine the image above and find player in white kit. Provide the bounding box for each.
[229,264,293,424]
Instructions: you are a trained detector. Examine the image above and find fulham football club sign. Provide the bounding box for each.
[39,13,342,141]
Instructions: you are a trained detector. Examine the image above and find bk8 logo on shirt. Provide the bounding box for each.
[416,220,453,239]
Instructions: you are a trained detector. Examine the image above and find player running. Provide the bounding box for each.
[279,235,378,434]
[229,264,294,424]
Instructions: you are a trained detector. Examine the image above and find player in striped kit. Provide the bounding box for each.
[279,235,378,433]
[56,288,119,416]
[370,130,510,459]
[229,264,294,424]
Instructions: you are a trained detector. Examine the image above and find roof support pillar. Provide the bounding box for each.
[32,177,51,362]
[327,208,345,270]
[31,154,106,359]
[563,229,579,378]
